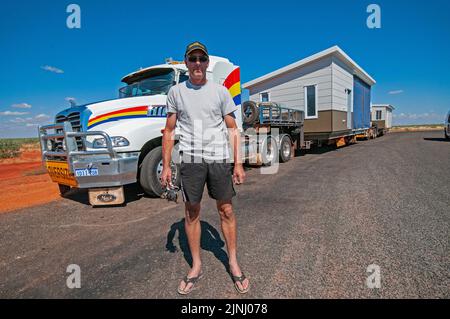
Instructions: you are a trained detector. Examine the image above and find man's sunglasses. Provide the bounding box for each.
[187,55,209,63]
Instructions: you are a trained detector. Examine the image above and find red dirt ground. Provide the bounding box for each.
[0,148,60,213]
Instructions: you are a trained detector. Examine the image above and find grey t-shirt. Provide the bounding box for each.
[166,80,238,161]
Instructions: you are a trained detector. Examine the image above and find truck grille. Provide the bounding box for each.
[55,112,84,151]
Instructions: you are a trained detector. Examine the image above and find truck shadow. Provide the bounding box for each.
[166,219,230,273]
[423,137,449,142]
[296,144,338,156]
[63,183,145,207]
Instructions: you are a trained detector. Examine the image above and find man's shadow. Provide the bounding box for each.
[166,219,230,273]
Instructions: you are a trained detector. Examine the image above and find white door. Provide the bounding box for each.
[346,89,352,129]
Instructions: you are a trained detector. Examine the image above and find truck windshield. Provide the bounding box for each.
[119,68,175,98]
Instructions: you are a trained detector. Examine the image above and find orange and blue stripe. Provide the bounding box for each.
[87,106,149,129]
[223,67,241,106]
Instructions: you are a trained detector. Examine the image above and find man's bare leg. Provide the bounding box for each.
[178,202,202,292]
[217,200,249,291]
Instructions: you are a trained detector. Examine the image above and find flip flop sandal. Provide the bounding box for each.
[177,272,203,295]
[232,273,250,294]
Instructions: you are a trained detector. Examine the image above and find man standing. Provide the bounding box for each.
[160,42,249,295]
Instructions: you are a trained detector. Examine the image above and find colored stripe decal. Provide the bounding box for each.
[229,82,241,98]
[223,68,240,89]
[88,106,148,125]
[223,67,241,106]
[88,114,150,129]
[88,110,147,127]
[233,95,241,106]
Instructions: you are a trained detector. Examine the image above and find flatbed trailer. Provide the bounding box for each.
[241,101,310,165]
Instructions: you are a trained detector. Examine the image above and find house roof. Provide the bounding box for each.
[372,104,395,111]
[242,45,376,89]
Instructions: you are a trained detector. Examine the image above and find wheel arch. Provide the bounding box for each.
[137,136,162,180]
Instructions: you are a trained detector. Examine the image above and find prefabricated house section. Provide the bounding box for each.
[371,104,395,130]
[242,46,376,142]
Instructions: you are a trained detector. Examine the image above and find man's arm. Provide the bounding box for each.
[224,114,245,184]
[161,112,177,187]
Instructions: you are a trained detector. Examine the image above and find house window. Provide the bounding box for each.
[304,85,318,119]
[260,92,270,102]
[376,110,382,120]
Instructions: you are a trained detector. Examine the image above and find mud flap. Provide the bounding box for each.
[336,137,346,148]
[88,186,125,206]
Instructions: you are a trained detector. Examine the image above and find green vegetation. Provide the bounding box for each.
[0,138,40,159]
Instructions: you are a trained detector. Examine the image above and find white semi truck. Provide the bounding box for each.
[39,56,305,206]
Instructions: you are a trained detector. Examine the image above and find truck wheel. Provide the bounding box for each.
[261,136,278,166]
[445,130,450,140]
[58,184,71,196]
[139,146,180,197]
[242,101,259,125]
[279,135,292,163]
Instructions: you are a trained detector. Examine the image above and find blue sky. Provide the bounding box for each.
[1,0,449,137]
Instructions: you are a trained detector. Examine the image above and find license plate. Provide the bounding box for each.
[45,161,78,187]
[75,168,99,177]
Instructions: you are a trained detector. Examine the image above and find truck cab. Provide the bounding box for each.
[39,56,242,205]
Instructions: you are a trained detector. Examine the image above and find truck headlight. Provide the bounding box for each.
[112,136,130,147]
[93,136,130,148]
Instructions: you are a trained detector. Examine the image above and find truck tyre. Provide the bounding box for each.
[58,184,71,196]
[242,101,259,125]
[261,136,278,166]
[139,146,180,197]
[279,135,292,163]
[445,130,450,140]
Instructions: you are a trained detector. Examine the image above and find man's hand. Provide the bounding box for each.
[233,164,246,185]
[160,167,172,188]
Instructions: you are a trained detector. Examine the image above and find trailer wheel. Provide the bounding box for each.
[242,101,259,125]
[58,184,71,196]
[261,136,278,166]
[279,135,292,163]
[139,146,180,197]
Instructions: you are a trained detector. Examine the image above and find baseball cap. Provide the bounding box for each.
[185,41,209,57]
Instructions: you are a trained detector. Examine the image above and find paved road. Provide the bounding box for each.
[0,131,448,299]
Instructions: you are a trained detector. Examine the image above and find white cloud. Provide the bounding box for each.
[0,111,30,116]
[41,65,64,74]
[26,123,39,127]
[9,117,26,123]
[393,112,445,125]
[388,90,404,95]
[35,113,51,120]
[6,115,51,126]
[11,103,32,109]
[0,122,40,138]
